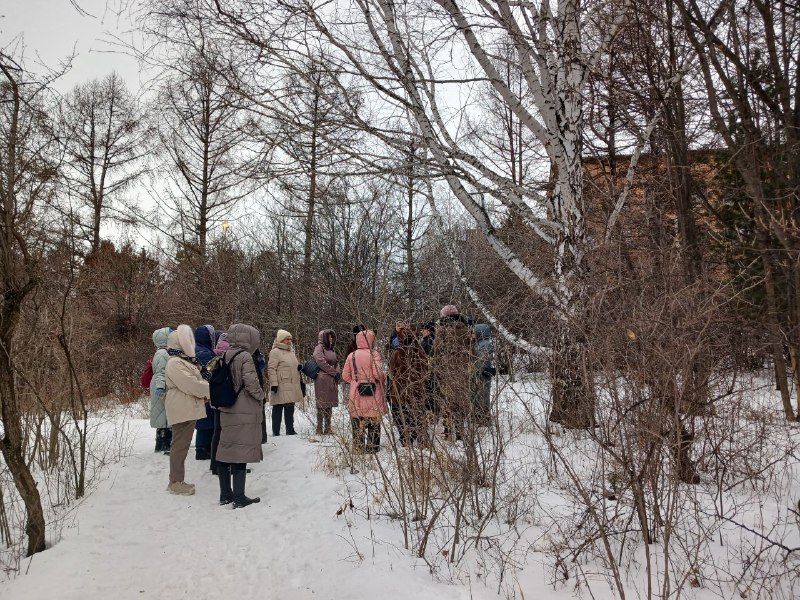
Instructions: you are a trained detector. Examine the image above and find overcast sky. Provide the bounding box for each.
[1,0,144,92]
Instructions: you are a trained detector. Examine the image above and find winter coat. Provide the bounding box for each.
[389,333,428,410]
[217,323,265,464]
[194,325,217,430]
[165,327,209,426]
[342,330,387,418]
[149,327,171,429]
[268,338,303,406]
[432,316,474,412]
[313,329,340,409]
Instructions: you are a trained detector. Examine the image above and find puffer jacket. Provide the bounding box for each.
[268,338,304,406]
[217,324,264,464]
[313,329,340,409]
[149,327,172,429]
[342,330,387,418]
[165,327,209,426]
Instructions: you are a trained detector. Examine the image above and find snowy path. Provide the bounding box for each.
[0,417,485,600]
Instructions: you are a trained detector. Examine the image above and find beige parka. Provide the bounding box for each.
[267,329,304,405]
[165,326,209,426]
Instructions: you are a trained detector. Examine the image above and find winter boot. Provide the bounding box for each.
[217,463,234,506]
[316,409,324,435]
[232,469,260,509]
[167,481,196,496]
[285,404,297,435]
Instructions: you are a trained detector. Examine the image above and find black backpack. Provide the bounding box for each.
[209,349,246,408]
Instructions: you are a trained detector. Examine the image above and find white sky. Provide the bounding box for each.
[1,0,144,93]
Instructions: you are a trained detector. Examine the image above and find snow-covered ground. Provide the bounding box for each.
[1,376,798,600]
[0,410,517,600]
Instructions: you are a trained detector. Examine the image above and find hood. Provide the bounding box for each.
[214,333,230,356]
[194,325,216,351]
[474,323,491,343]
[318,329,336,349]
[355,330,376,350]
[167,324,196,357]
[228,323,260,354]
[152,327,172,349]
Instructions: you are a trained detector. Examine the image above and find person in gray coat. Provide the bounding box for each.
[216,323,264,508]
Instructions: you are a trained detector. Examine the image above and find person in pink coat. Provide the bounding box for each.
[342,329,387,453]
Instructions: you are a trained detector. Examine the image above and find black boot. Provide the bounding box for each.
[217,463,234,506]
[272,405,282,436]
[232,467,260,509]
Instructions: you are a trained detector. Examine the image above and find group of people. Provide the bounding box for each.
[144,303,495,507]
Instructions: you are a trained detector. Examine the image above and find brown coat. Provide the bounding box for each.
[313,329,340,409]
[217,324,265,464]
[432,317,474,413]
[389,334,428,407]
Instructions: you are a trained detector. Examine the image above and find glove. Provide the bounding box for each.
[300,381,307,396]
[297,364,303,372]
[156,388,165,398]
[270,386,278,394]
[335,373,341,383]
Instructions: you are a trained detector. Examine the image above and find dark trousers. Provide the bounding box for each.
[271,403,296,435]
[195,427,213,452]
[261,400,268,443]
[390,401,420,446]
[351,417,380,452]
[210,410,222,473]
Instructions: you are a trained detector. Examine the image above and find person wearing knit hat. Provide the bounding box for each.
[440,304,459,318]
[267,329,304,435]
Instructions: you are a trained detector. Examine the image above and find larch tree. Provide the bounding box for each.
[60,72,148,256]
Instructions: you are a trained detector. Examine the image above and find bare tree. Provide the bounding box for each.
[0,51,60,557]
[60,72,149,255]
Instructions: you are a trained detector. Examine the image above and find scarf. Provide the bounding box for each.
[167,348,199,366]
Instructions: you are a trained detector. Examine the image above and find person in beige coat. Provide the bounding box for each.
[268,329,304,436]
[165,324,209,495]
[216,323,264,508]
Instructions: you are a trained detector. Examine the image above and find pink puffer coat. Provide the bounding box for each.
[342,330,387,418]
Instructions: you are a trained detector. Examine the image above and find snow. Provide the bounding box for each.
[0,410,501,600]
[1,376,798,600]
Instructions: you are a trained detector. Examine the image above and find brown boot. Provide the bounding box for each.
[315,408,323,435]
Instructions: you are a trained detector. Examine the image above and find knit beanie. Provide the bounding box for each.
[440,304,459,318]
[275,329,292,343]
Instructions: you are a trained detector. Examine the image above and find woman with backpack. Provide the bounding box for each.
[313,329,340,435]
[165,325,209,496]
[268,329,304,436]
[216,323,264,508]
[342,329,387,453]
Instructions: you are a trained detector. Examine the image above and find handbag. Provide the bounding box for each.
[352,352,376,396]
[301,357,321,380]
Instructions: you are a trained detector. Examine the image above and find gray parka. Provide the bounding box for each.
[217,324,265,464]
